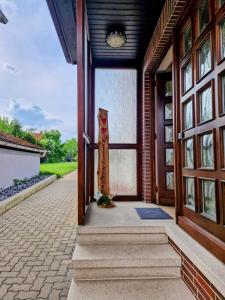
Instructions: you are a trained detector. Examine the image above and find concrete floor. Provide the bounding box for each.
[85,201,175,226]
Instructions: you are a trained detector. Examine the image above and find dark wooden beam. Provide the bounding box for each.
[77,0,85,225]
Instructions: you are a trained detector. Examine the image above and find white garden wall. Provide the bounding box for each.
[0,148,40,189]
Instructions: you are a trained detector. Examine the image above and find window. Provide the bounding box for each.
[185,177,195,210]
[165,125,173,143]
[183,23,192,55]
[165,148,174,166]
[201,179,216,221]
[198,0,209,35]
[165,102,173,120]
[183,98,193,129]
[183,61,192,93]
[200,132,214,169]
[184,138,194,168]
[218,0,225,8]
[220,18,225,60]
[166,172,174,190]
[220,73,225,114]
[198,85,213,123]
[198,39,211,79]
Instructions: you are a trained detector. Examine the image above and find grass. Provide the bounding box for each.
[40,162,77,178]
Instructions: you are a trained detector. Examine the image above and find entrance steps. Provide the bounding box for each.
[68,226,195,300]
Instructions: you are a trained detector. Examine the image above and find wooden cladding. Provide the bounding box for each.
[143,0,188,72]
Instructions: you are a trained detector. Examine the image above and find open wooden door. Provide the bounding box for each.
[155,72,175,205]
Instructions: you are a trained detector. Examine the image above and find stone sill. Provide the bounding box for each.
[165,223,225,297]
[0,175,57,216]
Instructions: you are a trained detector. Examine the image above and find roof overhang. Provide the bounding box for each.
[0,141,46,155]
[46,0,77,64]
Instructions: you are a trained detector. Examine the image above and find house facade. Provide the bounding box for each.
[47,0,225,298]
[0,131,45,189]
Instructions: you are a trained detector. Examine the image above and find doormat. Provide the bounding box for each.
[135,208,173,219]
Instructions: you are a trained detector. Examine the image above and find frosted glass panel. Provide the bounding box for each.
[95,69,137,143]
[94,150,137,195]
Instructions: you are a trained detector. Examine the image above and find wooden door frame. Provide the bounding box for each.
[89,66,143,202]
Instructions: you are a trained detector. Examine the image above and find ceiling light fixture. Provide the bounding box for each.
[105,31,126,48]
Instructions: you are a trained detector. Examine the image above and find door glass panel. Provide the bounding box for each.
[199,86,212,123]
[184,99,193,129]
[165,148,174,166]
[184,138,194,168]
[183,24,192,55]
[183,61,192,92]
[166,172,174,190]
[185,177,195,209]
[165,80,172,96]
[200,133,214,168]
[218,0,225,8]
[220,18,225,60]
[165,125,173,143]
[223,129,225,166]
[201,179,216,220]
[95,69,137,143]
[199,39,211,78]
[94,150,137,195]
[221,74,225,114]
[198,0,209,35]
[165,102,173,120]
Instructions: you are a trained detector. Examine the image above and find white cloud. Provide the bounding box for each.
[8,98,62,130]
[3,63,19,74]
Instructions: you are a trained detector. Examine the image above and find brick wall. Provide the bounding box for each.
[168,238,225,300]
[142,71,155,202]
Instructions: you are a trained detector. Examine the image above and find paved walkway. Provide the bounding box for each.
[0,172,77,300]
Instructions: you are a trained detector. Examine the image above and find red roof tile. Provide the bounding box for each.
[0,131,44,152]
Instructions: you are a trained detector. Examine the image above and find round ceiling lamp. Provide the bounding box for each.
[105,31,126,48]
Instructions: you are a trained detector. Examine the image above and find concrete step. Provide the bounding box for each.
[68,278,195,300]
[72,243,181,280]
[76,225,168,244]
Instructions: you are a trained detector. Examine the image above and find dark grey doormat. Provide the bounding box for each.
[135,208,173,219]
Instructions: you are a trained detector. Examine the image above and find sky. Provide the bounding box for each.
[0,0,77,142]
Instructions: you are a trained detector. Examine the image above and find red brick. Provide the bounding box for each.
[195,274,215,299]
[183,273,197,296]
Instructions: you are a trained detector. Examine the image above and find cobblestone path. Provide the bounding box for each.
[0,172,77,300]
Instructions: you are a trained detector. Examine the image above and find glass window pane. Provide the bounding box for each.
[183,24,192,55]
[94,150,137,195]
[184,138,194,168]
[198,0,209,34]
[184,100,193,129]
[166,172,174,190]
[202,180,216,220]
[95,69,137,143]
[165,148,174,166]
[183,62,192,92]
[165,80,172,96]
[165,102,173,120]
[199,86,213,123]
[221,74,225,114]
[223,129,225,166]
[165,125,173,143]
[199,39,211,78]
[220,19,225,60]
[201,133,214,168]
[185,177,195,209]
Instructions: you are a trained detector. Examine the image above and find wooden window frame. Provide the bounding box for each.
[196,80,215,125]
[195,0,212,40]
[183,136,196,169]
[196,33,214,82]
[182,95,195,131]
[183,176,197,212]
[197,128,216,170]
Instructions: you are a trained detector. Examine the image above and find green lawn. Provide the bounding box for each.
[40,162,77,177]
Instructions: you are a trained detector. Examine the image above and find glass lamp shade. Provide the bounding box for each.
[106,31,126,48]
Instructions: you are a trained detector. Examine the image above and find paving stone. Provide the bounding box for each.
[16,291,38,299]
[0,172,77,300]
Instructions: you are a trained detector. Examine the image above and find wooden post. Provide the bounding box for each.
[77,0,85,225]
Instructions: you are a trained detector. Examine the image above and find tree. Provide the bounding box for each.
[63,138,78,162]
[39,130,65,163]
